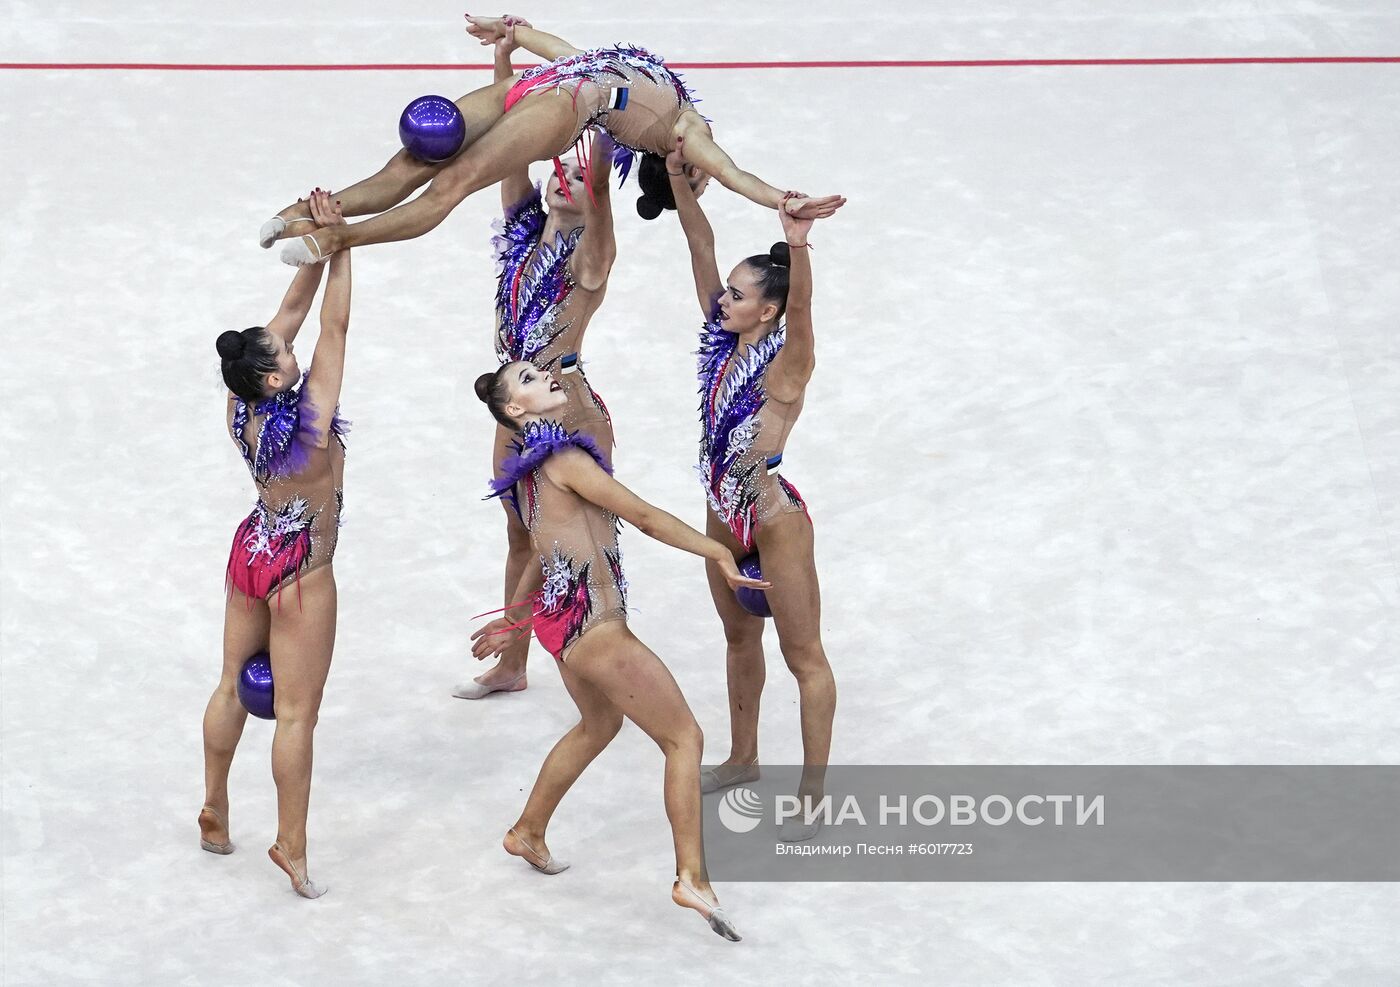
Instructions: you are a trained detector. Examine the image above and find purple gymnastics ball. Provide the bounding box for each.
[237,651,276,720]
[735,554,772,618]
[398,95,466,163]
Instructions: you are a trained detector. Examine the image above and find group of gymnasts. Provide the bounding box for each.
[202,15,843,941]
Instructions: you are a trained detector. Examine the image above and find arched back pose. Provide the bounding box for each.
[666,146,837,840]
[201,191,351,899]
[271,15,844,266]
[470,361,769,940]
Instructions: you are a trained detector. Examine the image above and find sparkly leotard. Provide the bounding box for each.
[489,420,629,660]
[697,306,809,549]
[503,45,700,176]
[225,373,348,606]
[492,186,614,491]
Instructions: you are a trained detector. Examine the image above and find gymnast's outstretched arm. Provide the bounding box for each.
[466,15,581,61]
[543,450,771,594]
[264,250,327,343]
[571,130,619,292]
[766,203,817,404]
[495,18,536,208]
[299,192,352,444]
[673,117,846,219]
[667,144,725,318]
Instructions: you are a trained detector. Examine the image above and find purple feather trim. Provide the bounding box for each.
[234,369,350,483]
[492,184,545,272]
[487,419,612,500]
[611,142,636,186]
[503,184,543,226]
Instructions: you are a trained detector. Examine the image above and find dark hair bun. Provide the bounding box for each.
[216,330,246,361]
[635,153,676,221]
[768,242,790,267]
[474,372,496,404]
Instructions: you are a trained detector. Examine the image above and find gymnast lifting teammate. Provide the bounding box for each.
[470,360,769,940]
[661,141,837,839]
[259,15,843,266]
[201,190,351,898]
[454,24,702,699]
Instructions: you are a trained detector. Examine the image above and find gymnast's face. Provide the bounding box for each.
[545,159,587,216]
[504,361,567,421]
[263,328,299,395]
[717,263,780,332]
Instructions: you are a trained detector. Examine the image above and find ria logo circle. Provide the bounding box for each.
[718,787,764,833]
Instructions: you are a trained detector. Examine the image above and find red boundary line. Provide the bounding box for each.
[2,56,1400,71]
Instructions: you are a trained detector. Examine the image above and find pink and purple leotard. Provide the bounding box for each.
[225,373,348,608]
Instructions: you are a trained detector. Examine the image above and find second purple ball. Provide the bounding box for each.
[237,651,276,720]
[735,553,772,618]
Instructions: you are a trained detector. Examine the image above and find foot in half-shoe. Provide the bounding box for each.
[700,759,760,795]
[198,805,234,855]
[267,842,327,899]
[279,231,333,267]
[452,669,527,700]
[672,878,741,942]
[503,827,569,875]
[258,213,315,248]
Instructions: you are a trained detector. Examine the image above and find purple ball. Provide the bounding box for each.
[735,553,772,618]
[398,95,466,163]
[237,651,276,720]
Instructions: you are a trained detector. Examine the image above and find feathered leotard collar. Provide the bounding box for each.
[231,371,349,483]
[488,418,612,500]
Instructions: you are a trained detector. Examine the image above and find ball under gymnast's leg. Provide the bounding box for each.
[735,554,772,618]
[398,95,466,163]
[237,651,276,720]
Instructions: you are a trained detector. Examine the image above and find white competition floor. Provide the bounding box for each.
[3,2,1399,983]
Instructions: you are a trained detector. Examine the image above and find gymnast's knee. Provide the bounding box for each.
[578,712,624,747]
[779,640,831,679]
[272,698,322,730]
[380,152,432,195]
[660,718,703,759]
[722,624,764,659]
[427,165,477,209]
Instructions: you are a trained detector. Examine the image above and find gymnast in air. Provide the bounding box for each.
[258,15,844,266]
